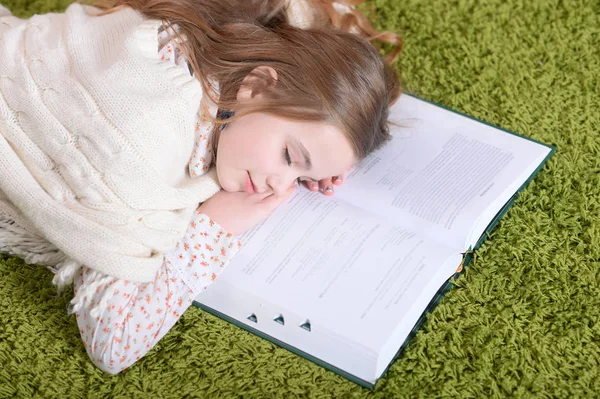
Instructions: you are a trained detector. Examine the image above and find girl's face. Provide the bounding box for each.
[215,112,357,196]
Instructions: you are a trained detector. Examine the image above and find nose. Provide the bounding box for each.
[266,175,297,197]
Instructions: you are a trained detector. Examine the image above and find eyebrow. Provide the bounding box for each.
[290,136,312,171]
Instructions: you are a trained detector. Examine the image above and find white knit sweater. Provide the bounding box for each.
[0,3,221,282]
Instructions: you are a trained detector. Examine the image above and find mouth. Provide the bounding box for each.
[245,171,256,194]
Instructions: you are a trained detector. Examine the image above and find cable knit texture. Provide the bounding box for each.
[0,3,221,283]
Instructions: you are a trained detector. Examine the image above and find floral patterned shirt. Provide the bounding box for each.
[74,25,241,374]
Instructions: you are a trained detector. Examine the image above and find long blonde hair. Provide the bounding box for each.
[89,0,402,160]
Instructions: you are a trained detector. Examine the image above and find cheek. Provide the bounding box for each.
[219,128,251,164]
[219,127,276,171]
[250,142,280,174]
[241,134,280,169]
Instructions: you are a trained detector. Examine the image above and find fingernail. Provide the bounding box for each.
[311,182,318,190]
[325,186,333,192]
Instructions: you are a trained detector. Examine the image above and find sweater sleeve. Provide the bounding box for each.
[0,5,26,31]
[0,4,11,17]
[74,212,242,374]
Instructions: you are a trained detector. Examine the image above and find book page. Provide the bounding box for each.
[334,94,552,249]
[202,189,462,352]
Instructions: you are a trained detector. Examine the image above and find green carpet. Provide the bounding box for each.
[1,0,599,397]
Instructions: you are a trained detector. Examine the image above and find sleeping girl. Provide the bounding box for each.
[0,0,401,373]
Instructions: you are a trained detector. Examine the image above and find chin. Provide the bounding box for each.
[216,169,242,192]
[219,179,239,193]
[222,185,241,193]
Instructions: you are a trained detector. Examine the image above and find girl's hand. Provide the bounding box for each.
[303,173,346,196]
[197,184,297,236]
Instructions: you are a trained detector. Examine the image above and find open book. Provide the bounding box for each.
[193,94,554,388]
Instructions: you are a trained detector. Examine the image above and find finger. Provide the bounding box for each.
[255,179,298,201]
[332,173,345,186]
[303,180,319,191]
[261,184,297,208]
[319,177,334,196]
[255,190,276,201]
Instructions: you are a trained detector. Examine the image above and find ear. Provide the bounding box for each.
[236,66,278,102]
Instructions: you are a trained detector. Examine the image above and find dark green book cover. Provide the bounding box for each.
[193,93,556,389]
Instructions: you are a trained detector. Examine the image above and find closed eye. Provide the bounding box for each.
[285,147,318,184]
[297,177,319,184]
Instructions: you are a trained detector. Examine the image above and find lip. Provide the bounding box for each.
[245,171,256,194]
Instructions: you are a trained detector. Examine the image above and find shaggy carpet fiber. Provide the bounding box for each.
[1,0,599,397]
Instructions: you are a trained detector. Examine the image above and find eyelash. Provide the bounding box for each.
[285,146,317,184]
[284,147,292,166]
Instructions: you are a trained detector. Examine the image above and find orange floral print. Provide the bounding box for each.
[75,212,241,374]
